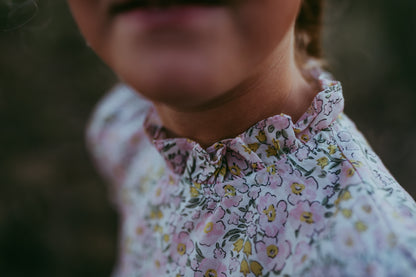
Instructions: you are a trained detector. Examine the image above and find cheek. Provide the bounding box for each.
[233,0,301,59]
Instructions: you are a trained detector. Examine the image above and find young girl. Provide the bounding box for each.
[67,0,416,276]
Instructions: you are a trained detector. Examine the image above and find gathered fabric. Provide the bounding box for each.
[87,72,416,276]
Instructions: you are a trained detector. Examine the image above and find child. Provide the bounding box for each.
[67,0,416,276]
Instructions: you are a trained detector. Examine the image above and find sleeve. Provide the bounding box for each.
[85,84,152,202]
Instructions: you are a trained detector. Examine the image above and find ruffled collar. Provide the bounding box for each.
[144,71,344,184]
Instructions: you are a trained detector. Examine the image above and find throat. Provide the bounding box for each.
[154,69,318,149]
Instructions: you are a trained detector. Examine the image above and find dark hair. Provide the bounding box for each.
[295,0,324,66]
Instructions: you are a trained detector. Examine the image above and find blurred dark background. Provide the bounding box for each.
[0,0,415,276]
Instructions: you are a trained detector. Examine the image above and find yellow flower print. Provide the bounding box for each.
[243,241,252,256]
[256,130,267,143]
[242,144,252,154]
[341,190,352,201]
[224,184,236,197]
[214,166,226,177]
[317,157,329,169]
[190,187,199,198]
[291,182,305,195]
[351,160,363,167]
[266,244,279,258]
[266,139,281,157]
[240,259,250,276]
[154,225,163,233]
[163,234,170,243]
[300,211,314,224]
[177,243,186,256]
[155,259,161,268]
[155,187,162,197]
[150,210,163,219]
[266,145,278,157]
[341,209,352,218]
[262,205,277,222]
[301,134,310,142]
[346,167,355,177]
[250,261,263,277]
[214,142,224,150]
[355,221,368,232]
[362,204,372,214]
[328,145,337,155]
[272,138,281,151]
[301,254,308,264]
[204,269,217,277]
[204,222,214,233]
[136,226,144,235]
[248,143,260,152]
[267,164,277,175]
[229,165,241,176]
[335,190,352,206]
[233,238,244,252]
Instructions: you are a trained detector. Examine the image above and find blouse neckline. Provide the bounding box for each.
[144,71,344,184]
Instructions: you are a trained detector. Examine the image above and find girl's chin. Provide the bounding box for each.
[124,73,232,108]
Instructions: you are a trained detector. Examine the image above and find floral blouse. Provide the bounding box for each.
[87,72,416,277]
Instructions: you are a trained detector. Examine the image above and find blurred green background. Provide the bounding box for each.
[0,0,415,276]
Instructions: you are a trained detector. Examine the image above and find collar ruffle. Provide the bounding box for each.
[144,71,344,184]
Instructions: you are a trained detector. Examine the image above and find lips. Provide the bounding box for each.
[110,0,229,15]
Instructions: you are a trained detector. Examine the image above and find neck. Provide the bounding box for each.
[154,32,319,148]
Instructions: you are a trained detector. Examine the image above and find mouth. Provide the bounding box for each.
[110,0,229,15]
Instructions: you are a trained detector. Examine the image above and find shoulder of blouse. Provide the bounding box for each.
[85,84,153,187]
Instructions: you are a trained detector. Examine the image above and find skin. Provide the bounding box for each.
[67,0,319,147]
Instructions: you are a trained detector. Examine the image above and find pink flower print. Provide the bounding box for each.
[295,145,310,162]
[203,187,213,196]
[244,211,255,223]
[151,184,167,205]
[339,164,359,185]
[275,157,294,175]
[323,185,336,199]
[214,247,226,259]
[228,212,240,225]
[226,152,248,177]
[254,170,271,187]
[195,207,226,246]
[192,210,201,220]
[307,263,344,277]
[289,200,325,237]
[255,237,290,271]
[134,220,151,242]
[170,231,194,266]
[184,221,194,232]
[286,174,318,205]
[269,174,283,190]
[249,186,261,200]
[207,199,217,211]
[327,171,340,185]
[191,258,199,270]
[335,226,363,255]
[229,257,240,273]
[146,249,167,276]
[214,183,243,208]
[257,193,288,237]
[195,258,227,277]
[270,114,291,130]
[292,241,312,269]
[247,223,258,238]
